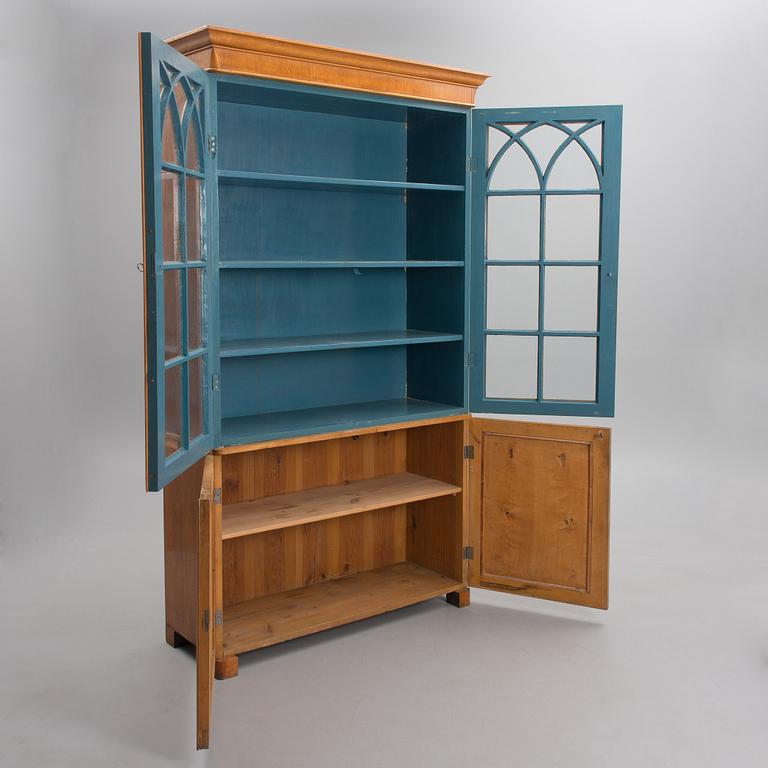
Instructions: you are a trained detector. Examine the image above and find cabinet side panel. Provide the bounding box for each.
[405,421,465,582]
[164,458,206,643]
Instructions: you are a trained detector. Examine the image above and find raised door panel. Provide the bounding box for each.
[468,418,609,608]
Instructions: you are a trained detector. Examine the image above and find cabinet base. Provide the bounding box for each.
[215,656,239,680]
[166,625,191,648]
[446,588,470,608]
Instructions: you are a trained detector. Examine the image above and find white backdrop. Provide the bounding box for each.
[2,1,767,765]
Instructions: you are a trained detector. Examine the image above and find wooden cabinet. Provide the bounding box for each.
[138,26,622,748]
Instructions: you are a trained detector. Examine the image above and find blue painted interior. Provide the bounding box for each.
[221,346,407,418]
[218,185,406,262]
[211,78,470,444]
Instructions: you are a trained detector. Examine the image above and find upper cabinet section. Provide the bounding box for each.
[166,26,489,106]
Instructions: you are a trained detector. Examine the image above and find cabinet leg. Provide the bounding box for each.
[166,625,190,648]
[446,588,470,608]
[215,656,239,680]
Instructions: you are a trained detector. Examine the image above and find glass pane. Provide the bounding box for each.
[185,175,203,261]
[486,266,539,330]
[547,140,599,189]
[487,196,539,261]
[173,81,187,125]
[544,195,600,261]
[161,99,179,165]
[165,363,183,456]
[543,337,596,401]
[488,138,539,190]
[580,124,603,167]
[185,108,202,172]
[164,269,182,360]
[189,355,205,441]
[544,267,598,331]
[187,268,204,351]
[161,170,181,262]
[521,124,567,175]
[486,335,538,399]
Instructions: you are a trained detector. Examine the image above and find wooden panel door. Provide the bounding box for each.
[196,456,215,749]
[467,418,610,608]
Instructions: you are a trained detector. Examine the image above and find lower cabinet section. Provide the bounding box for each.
[162,414,611,749]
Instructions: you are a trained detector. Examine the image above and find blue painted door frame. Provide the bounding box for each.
[469,106,622,416]
[140,34,215,490]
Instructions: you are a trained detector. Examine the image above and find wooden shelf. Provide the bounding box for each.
[218,170,464,193]
[220,330,463,358]
[223,561,463,654]
[222,471,461,539]
[220,398,466,446]
[219,260,464,269]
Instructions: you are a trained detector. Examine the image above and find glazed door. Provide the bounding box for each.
[469,107,621,417]
[467,418,610,608]
[139,33,215,490]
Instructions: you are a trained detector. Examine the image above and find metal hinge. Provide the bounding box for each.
[203,609,210,632]
[208,134,217,156]
[467,156,479,173]
[212,373,220,392]
[463,445,475,459]
[215,610,223,626]
[463,546,474,560]
[465,351,475,367]
[213,488,222,504]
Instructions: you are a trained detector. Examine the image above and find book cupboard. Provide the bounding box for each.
[138,26,622,748]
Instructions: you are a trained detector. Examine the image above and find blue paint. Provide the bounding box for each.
[220,398,465,446]
[139,34,214,491]
[469,105,622,417]
[140,35,622,489]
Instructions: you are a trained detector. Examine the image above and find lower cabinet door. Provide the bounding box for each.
[467,418,610,609]
[196,456,215,749]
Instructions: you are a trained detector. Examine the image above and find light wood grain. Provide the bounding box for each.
[163,458,206,645]
[223,561,462,654]
[222,471,460,539]
[406,421,465,583]
[468,419,610,609]
[166,26,489,106]
[214,413,467,456]
[196,455,214,750]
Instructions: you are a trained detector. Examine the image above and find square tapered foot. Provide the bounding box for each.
[166,625,190,648]
[446,588,470,608]
[215,656,239,680]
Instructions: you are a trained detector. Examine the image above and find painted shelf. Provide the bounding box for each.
[220,330,463,358]
[219,260,464,269]
[218,169,464,192]
[223,561,463,654]
[223,472,460,539]
[220,398,465,446]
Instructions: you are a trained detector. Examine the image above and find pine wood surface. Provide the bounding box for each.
[468,419,610,609]
[222,471,460,539]
[166,26,489,106]
[223,561,462,654]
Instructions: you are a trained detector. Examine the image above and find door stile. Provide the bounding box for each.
[196,455,215,749]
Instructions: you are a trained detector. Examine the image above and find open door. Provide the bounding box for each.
[196,456,215,749]
[467,418,609,608]
[469,106,621,417]
[139,33,215,490]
